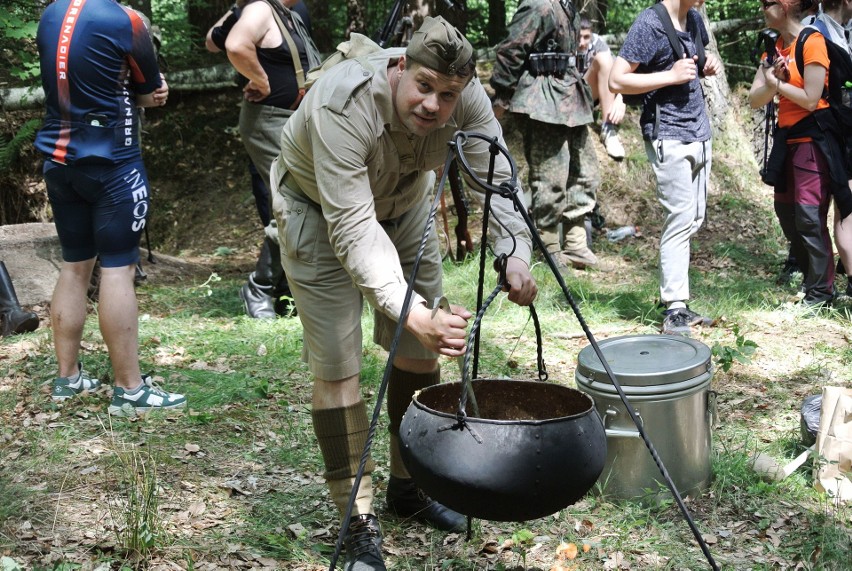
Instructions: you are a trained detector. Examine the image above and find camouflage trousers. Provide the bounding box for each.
[518,115,599,228]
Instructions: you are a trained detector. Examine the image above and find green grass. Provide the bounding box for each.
[3,111,852,569]
[3,263,851,569]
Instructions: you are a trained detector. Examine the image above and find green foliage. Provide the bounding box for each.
[508,528,535,568]
[599,0,654,33]
[464,0,520,48]
[712,323,758,372]
[0,119,41,173]
[0,2,43,82]
[0,556,25,571]
[191,272,222,297]
[0,14,38,40]
[152,0,207,68]
[0,479,31,529]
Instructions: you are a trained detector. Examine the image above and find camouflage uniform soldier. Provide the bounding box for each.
[491,0,601,268]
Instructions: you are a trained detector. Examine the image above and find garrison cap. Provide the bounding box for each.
[405,16,474,76]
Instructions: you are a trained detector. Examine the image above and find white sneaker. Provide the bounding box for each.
[601,125,626,160]
[108,375,187,417]
[52,362,102,401]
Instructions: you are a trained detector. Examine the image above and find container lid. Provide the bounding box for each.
[575,334,711,388]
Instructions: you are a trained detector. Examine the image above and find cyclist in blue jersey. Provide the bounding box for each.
[36,0,186,416]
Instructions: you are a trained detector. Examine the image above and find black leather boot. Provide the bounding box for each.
[0,261,39,337]
[240,238,278,319]
[239,272,276,318]
[343,514,386,571]
[386,476,466,532]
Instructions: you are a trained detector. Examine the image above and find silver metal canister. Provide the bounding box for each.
[575,335,715,501]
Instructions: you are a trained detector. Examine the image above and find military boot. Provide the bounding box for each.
[240,238,278,318]
[386,476,466,532]
[240,273,276,319]
[561,220,599,269]
[0,261,39,337]
[343,514,386,571]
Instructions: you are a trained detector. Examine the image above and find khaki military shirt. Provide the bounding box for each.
[274,49,532,321]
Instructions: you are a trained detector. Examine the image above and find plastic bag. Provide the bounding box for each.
[800,394,822,446]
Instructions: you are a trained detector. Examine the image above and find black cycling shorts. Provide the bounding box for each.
[44,158,150,267]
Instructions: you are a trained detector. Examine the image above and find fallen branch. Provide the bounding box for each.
[1,63,238,112]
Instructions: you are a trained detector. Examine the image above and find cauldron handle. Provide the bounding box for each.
[457,280,504,421]
[456,261,548,421]
[492,253,549,383]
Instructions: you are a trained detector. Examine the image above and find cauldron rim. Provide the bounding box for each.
[410,378,597,426]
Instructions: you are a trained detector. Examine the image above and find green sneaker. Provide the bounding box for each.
[108,375,187,417]
[52,362,102,401]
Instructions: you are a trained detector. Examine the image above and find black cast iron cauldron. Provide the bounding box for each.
[399,379,607,522]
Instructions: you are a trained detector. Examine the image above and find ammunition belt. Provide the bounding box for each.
[528,52,577,78]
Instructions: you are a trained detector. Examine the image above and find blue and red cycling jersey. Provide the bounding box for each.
[35,0,162,165]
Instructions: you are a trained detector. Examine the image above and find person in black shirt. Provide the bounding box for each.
[206,0,320,318]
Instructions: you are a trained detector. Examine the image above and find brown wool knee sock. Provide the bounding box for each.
[386,366,440,478]
[313,401,376,515]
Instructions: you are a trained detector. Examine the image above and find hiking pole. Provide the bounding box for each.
[762,100,775,180]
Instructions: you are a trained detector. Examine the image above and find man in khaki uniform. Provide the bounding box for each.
[271,17,538,571]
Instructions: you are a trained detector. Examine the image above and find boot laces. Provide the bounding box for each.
[345,516,382,558]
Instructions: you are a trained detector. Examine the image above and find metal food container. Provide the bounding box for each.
[575,335,715,501]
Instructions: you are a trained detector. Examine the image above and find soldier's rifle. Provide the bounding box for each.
[375,0,413,48]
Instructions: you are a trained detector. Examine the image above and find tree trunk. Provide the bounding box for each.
[697,6,731,132]
[1,64,239,112]
[187,0,233,37]
[487,0,506,46]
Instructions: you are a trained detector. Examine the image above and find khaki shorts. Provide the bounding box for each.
[274,182,443,381]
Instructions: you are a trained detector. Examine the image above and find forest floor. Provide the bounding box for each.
[1,83,851,570]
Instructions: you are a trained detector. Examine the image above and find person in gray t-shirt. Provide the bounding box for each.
[609,0,722,336]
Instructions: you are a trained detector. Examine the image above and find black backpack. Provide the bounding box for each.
[794,23,852,173]
[622,3,706,107]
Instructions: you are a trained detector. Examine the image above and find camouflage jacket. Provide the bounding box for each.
[490,0,593,127]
